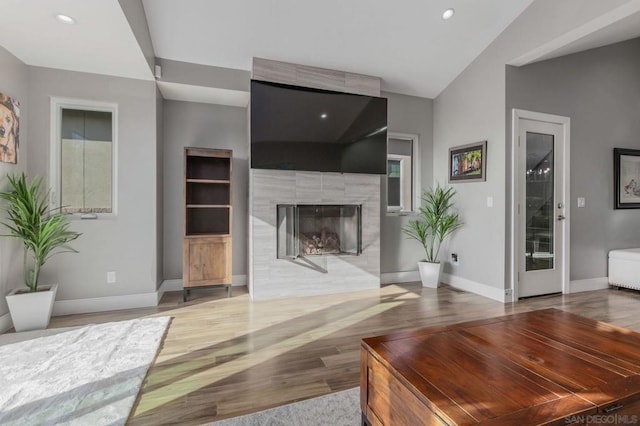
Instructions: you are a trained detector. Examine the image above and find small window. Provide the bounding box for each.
[387,134,419,214]
[51,99,117,215]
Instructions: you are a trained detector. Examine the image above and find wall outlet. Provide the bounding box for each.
[451,253,459,264]
[107,271,116,283]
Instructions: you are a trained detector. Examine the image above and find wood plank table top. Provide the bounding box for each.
[360,309,640,425]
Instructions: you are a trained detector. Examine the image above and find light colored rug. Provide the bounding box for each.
[0,316,170,426]
[208,388,360,426]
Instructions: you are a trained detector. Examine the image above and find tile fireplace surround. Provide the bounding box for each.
[248,169,381,300]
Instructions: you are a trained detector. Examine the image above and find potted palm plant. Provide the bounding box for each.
[403,184,463,288]
[1,173,81,331]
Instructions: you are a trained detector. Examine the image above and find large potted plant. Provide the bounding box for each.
[1,173,80,331]
[403,184,463,288]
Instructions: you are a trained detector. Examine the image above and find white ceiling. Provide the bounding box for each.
[0,0,152,81]
[529,10,640,63]
[142,0,535,98]
[2,0,640,102]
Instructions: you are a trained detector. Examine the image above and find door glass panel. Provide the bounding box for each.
[525,132,554,271]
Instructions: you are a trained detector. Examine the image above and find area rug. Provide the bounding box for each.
[209,387,360,426]
[0,316,170,426]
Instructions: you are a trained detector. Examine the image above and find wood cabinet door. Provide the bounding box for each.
[184,237,231,286]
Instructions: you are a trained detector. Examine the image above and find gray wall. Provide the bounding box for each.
[156,88,164,288]
[156,58,250,92]
[0,47,29,318]
[163,92,432,280]
[506,37,640,281]
[27,67,159,300]
[163,100,248,280]
[381,91,434,273]
[433,0,631,292]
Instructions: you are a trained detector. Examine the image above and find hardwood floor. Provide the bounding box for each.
[46,283,640,425]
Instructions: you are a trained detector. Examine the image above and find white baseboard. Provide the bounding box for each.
[441,273,507,303]
[380,271,420,285]
[568,277,609,293]
[52,292,158,316]
[5,275,251,323]
[0,312,12,334]
[159,279,183,295]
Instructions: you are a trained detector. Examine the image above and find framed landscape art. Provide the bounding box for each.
[614,148,640,209]
[449,140,486,183]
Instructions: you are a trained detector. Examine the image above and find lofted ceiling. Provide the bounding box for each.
[142,0,535,98]
[0,0,153,81]
[1,0,640,102]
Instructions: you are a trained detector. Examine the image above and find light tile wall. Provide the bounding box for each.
[249,169,380,300]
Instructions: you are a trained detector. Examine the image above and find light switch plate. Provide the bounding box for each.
[487,196,493,208]
[577,197,585,208]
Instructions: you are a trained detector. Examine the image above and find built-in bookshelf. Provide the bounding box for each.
[183,147,232,301]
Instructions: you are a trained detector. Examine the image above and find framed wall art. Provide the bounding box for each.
[449,140,486,183]
[0,93,20,164]
[614,148,640,209]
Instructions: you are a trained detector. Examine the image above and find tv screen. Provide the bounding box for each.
[250,80,387,174]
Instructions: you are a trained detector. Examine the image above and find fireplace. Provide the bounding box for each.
[277,204,362,258]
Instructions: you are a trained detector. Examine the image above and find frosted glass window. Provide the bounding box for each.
[60,109,113,213]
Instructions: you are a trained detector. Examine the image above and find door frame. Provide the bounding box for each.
[510,109,571,302]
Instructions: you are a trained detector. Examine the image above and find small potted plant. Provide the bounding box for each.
[1,173,81,331]
[403,184,463,288]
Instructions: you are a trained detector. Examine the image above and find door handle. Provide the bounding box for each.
[557,215,566,221]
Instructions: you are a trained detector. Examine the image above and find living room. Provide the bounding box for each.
[1,0,640,424]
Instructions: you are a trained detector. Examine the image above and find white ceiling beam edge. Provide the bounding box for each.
[157,81,249,107]
[509,0,640,66]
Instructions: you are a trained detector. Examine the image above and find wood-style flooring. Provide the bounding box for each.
[46,283,640,425]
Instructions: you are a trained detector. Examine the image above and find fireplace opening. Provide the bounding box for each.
[277,204,362,258]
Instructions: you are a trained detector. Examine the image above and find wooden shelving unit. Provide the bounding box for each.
[183,147,232,301]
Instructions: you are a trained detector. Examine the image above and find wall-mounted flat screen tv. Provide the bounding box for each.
[250,80,387,174]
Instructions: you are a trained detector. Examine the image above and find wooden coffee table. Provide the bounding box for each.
[360,309,640,425]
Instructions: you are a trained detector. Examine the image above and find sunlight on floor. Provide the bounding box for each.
[133,300,403,416]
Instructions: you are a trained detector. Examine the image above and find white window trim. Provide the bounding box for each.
[50,97,118,218]
[387,132,420,215]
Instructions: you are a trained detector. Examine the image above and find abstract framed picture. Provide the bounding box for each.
[0,93,20,164]
[448,140,487,183]
[614,148,640,209]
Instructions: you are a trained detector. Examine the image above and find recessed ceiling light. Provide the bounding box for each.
[55,14,76,25]
[442,8,455,20]
[320,113,328,119]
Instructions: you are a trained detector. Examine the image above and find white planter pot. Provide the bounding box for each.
[418,261,442,288]
[6,284,58,332]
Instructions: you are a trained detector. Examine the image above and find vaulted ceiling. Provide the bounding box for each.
[1,0,640,100]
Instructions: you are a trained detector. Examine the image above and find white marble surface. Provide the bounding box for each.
[209,388,360,426]
[0,317,169,425]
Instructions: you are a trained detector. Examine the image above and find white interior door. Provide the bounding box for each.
[518,118,567,298]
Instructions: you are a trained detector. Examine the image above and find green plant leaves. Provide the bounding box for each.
[402,184,463,262]
[0,173,81,292]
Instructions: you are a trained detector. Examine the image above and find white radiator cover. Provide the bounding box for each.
[248,169,381,300]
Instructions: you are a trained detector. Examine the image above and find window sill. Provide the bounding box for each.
[386,210,419,217]
[67,212,118,221]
